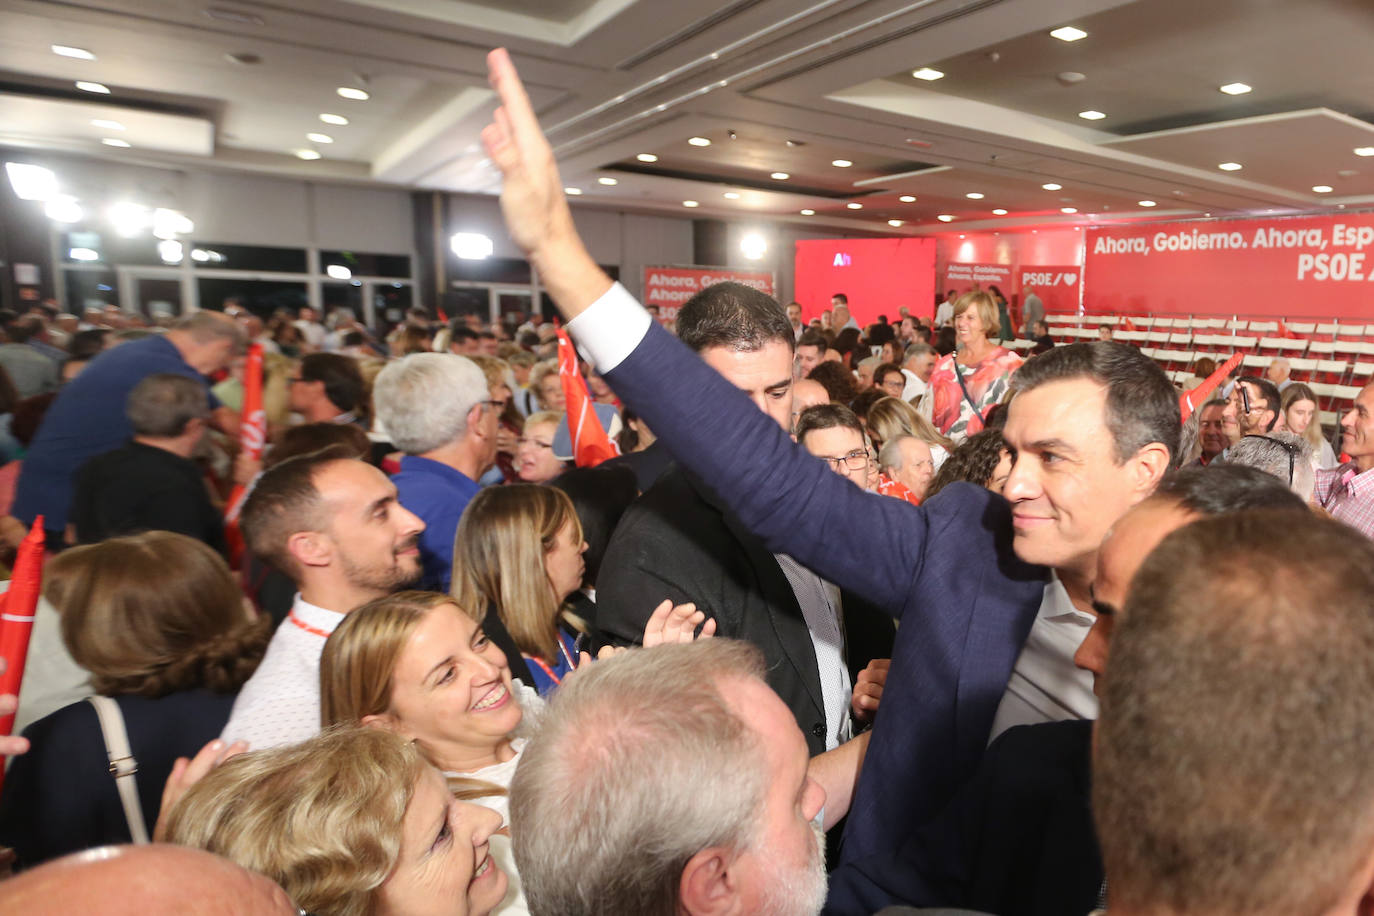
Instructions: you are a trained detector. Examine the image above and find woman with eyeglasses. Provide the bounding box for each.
[512,411,568,485]
[164,725,515,916]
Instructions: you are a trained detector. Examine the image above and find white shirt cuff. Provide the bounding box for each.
[564,282,653,372]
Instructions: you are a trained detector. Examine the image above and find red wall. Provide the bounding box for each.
[793,237,936,325]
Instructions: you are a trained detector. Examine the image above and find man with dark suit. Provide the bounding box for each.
[596,283,851,760]
[824,466,1308,916]
[478,47,1177,854]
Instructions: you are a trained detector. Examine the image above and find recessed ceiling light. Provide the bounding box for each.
[799,209,815,215]
[101,138,131,148]
[1061,207,1078,214]
[887,219,904,227]
[1078,110,1106,120]
[295,149,321,160]
[52,45,95,60]
[965,192,985,199]
[306,133,333,144]
[1219,82,1252,95]
[90,119,124,131]
[1218,162,1243,171]
[598,177,618,186]
[1042,182,1063,190]
[1355,147,1374,157]
[770,171,790,180]
[991,208,1008,215]
[75,81,109,94]
[937,214,955,222]
[320,113,349,126]
[723,191,740,199]
[688,137,711,147]
[563,187,584,196]
[832,159,853,168]
[1050,26,1088,41]
[682,200,699,207]
[636,153,658,162]
[911,68,944,81]
[1138,200,1157,207]
[846,202,863,210]
[336,87,370,100]
[899,195,916,202]
[1313,185,1334,193]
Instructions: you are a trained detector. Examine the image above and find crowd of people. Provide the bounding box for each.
[0,47,1373,916]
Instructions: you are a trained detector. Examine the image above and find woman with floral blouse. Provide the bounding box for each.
[925,291,1022,442]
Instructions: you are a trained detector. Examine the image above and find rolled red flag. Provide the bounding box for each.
[224,343,266,564]
[0,516,48,750]
[1179,351,1244,424]
[555,327,620,467]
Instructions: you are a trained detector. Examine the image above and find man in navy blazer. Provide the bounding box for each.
[478,48,1179,859]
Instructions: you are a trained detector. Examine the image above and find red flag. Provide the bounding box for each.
[0,516,48,783]
[1277,320,1302,340]
[1179,351,1244,423]
[555,328,620,467]
[436,306,449,324]
[225,343,266,564]
[1121,317,1139,332]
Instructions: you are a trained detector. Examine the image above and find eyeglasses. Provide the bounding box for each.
[1241,434,1298,486]
[517,437,554,450]
[818,448,871,472]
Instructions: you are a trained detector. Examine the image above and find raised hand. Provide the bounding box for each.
[642,600,717,648]
[481,48,611,317]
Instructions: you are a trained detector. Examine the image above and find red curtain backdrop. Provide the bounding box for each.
[794,237,936,326]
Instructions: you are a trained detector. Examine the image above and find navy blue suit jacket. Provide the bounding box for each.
[602,322,1046,862]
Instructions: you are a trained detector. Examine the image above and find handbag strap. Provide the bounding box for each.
[952,361,986,429]
[86,696,150,844]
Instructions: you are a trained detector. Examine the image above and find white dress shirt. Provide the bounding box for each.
[776,554,853,750]
[987,573,1098,742]
[901,369,929,403]
[221,594,344,750]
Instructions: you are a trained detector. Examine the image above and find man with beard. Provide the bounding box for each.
[221,447,424,749]
[513,640,829,916]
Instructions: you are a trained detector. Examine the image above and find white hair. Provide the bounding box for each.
[511,641,769,915]
[1220,430,1315,501]
[372,353,488,454]
[878,435,915,473]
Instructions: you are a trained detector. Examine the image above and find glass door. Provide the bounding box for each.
[122,268,188,323]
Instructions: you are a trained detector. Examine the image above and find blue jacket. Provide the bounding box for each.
[602,322,1046,861]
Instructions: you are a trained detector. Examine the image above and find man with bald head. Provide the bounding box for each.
[0,844,296,915]
[13,310,245,547]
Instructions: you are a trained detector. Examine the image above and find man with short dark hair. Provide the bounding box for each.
[222,450,424,749]
[901,343,938,401]
[826,465,1307,916]
[14,310,244,545]
[1095,509,1374,916]
[480,48,1180,860]
[874,363,906,399]
[597,282,861,765]
[69,374,224,551]
[833,296,858,331]
[1229,375,1280,436]
[796,404,871,490]
[448,325,482,355]
[787,301,805,341]
[1196,398,1228,465]
[1098,323,1114,342]
[0,318,58,398]
[797,330,828,377]
[289,353,365,425]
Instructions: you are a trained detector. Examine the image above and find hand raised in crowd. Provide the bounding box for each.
[851,658,890,725]
[152,737,248,842]
[642,599,716,648]
[0,660,29,758]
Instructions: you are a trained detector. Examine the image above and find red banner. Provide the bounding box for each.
[1085,212,1374,318]
[643,266,776,322]
[794,238,936,325]
[942,262,1014,294]
[1019,265,1081,315]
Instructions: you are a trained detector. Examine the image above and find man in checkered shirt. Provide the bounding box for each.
[1313,383,1374,539]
